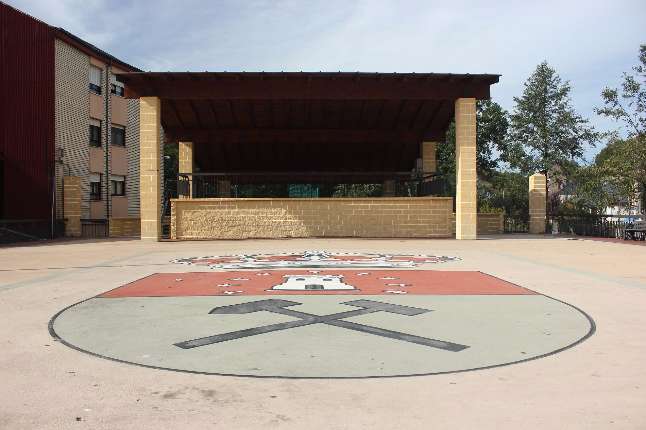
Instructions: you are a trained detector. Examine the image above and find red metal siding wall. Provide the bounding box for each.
[0,3,55,219]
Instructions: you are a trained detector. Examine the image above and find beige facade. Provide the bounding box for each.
[450,212,504,235]
[139,97,162,240]
[89,93,104,120]
[454,98,477,240]
[110,94,128,126]
[529,173,547,234]
[422,141,437,174]
[109,217,141,237]
[111,146,128,176]
[171,197,453,240]
[111,196,128,218]
[55,39,90,219]
[54,37,140,227]
[178,141,193,198]
[90,201,105,219]
[88,147,104,174]
[178,141,193,174]
[62,176,81,237]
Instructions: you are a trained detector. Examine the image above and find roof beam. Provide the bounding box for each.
[120,74,495,100]
[164,128,423,144]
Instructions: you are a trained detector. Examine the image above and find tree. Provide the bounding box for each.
[436,99,510,195]
[507,62,597,176]
[595,45,646,213]
[571,160,630,213]
[574,138,646,214]
[478,171,528,219]
[476,100,512,174]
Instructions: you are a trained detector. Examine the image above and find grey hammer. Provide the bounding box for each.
[175,299,468,352]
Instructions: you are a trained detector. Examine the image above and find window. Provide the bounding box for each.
[89,66,102,94]
[111,125,125,146]
[110,83,124,96]
[111,175,125,196]
[110,76,125,96]
[89,119,101,147]
[90,174,102,200]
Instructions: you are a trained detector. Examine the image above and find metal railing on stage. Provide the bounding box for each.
[170,172,449,199]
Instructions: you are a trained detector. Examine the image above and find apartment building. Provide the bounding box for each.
[0,2,141,237]
[54,29,141,221]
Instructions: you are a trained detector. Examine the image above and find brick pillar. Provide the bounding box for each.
[139,97,162,241]
[178,141,193,198]
[382,180,396,197]
[422,141,437,174]
[63,176,81,237]
[529,173,547,234]
[217,180,231,197]
[455,98,477,240]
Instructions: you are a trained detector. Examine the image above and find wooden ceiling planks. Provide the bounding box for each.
[124,72,500,175]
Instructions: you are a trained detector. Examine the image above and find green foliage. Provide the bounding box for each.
[233,183,385,198]
[437,100,510,196]
[476,100,511,173]
[508,62,597,175]
[596,44,645,140]
[478,171,528,219]
[163,142,178,181]
[574,138,646,213]
[569,164,623,212]
[593,44,646,213]
[235,184,290,197]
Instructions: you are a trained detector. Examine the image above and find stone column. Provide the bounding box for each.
[139,97,162,241]
[382,180,396,197]
[455,98,477,240]
[178,141,193,198]
[529,173,547,234]
[422,141,437,174]
[63,176,81,237]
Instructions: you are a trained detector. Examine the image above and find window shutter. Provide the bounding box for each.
[89,66,102,86]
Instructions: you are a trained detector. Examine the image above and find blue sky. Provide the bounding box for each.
[9,0,646,161]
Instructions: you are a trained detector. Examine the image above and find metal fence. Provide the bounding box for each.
[170,173,450,200]
[547,215,643,238]
[0,219,64,244]
[81,219,108,238]
[504,217,529,233]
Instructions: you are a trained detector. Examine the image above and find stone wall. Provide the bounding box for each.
[63,176,81,237]
[171,197,453,240]
[55,39,90,219]
[109,217,141,237]
[529,173,547,234]
[450,212,504,235]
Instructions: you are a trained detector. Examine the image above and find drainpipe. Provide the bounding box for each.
[104,64,111,225]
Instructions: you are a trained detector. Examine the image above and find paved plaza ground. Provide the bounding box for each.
[1,235,645,429]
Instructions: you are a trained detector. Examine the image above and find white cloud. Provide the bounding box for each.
[8,0,645,159]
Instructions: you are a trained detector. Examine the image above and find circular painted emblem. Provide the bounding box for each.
[50,253,594,378]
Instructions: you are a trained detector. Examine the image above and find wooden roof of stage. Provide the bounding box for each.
[117,72,500,182]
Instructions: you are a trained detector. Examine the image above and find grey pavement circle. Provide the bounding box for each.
[49,291,595,379]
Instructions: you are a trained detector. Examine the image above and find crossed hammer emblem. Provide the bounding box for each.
[175,299,469,352]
